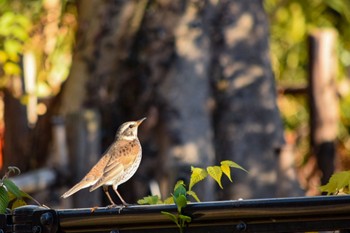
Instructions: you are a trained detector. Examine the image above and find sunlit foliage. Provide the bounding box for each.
[0,0,76,98]
[265,0,350,157]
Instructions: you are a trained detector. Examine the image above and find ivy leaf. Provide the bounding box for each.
[221,163,232,182]
[137,195,162,205]
[320,171,350,195]
[221,160,248,173]
[207,166,223,189]
[174,194,187,213]
[0,186,9,214]
[187,190,200,202]
[163,196,174,204]
[178,214,191,225]
[173,180,186,198]
[161,211,179,228]
[319,180,337,195]
[189,166,208,191]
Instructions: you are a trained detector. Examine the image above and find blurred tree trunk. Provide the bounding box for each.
[3,88,32,172]
[3,81,53,175]
[58,0,284,205]
[212,0,284,199]
[145,1,216,200]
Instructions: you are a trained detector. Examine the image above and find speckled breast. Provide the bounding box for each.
[115,141,142,186]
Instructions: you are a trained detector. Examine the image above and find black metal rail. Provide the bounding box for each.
[2,195,350,233]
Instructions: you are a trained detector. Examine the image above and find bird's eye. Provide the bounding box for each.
[129,124,134,129]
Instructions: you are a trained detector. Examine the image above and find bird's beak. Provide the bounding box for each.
[136,117,147,126]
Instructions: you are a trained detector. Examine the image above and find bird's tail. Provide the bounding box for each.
[61,178,94,198]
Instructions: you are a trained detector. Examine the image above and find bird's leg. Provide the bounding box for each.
[113,188,129,207]
[103,186,117,207]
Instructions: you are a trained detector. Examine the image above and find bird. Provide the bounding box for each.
[61,117,146,207]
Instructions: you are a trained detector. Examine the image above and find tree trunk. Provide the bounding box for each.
[3,88,32,172]
[154,1,216,201]
[212,0,284,199]
[3,85,53,175]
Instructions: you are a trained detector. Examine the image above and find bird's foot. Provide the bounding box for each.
[106,204,119,209]
[121,202,130,207]
[106,203,129,213]
[90,206,99,212]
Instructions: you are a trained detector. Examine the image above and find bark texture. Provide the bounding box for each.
[212,0,284,199]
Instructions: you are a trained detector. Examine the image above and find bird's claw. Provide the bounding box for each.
[107,204,119,208]
[90,206,99,212]
[106,204,128,214]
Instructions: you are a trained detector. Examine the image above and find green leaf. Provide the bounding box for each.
[179,214,192,223]
[137,195,162,205]
[8,190,35,205]
[164,196,175,204]
[0,186,9,214]
[189,166,208,191]
[3,62,21,75]
[173,181,187,213]
[161,211,179,227]
[11,198,27,209]
[187,190,200,202]
[320,171,350,195]
[207,166,223,189]
[3,179,21,198]
[221,160,248,173]
[4,39,22,57]
[319,181,337,195]
[0,12,15,36]
[8,191,16,202]
[11,25,29,41]
[15,15,31,29]
[173,180,186,198]
[174,194,187,213]
[174,180,185,191]
[19,190,34,201]
[221,164,232,182]
[0,50,8,63]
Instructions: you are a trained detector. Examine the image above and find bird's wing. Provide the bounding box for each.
[89,139,138,191]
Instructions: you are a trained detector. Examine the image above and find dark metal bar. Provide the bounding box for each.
[56,195,350,233]
[2,195,350,232]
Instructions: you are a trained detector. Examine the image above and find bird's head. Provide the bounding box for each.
[116,117,146,140]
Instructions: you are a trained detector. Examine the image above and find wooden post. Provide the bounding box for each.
[308,29,338,185]
[63,109,102,207]
[50,116,69,174]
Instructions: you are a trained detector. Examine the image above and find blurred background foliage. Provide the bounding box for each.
[0,0,350,168]
[264,0,350,168]
[0,0,76,101]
